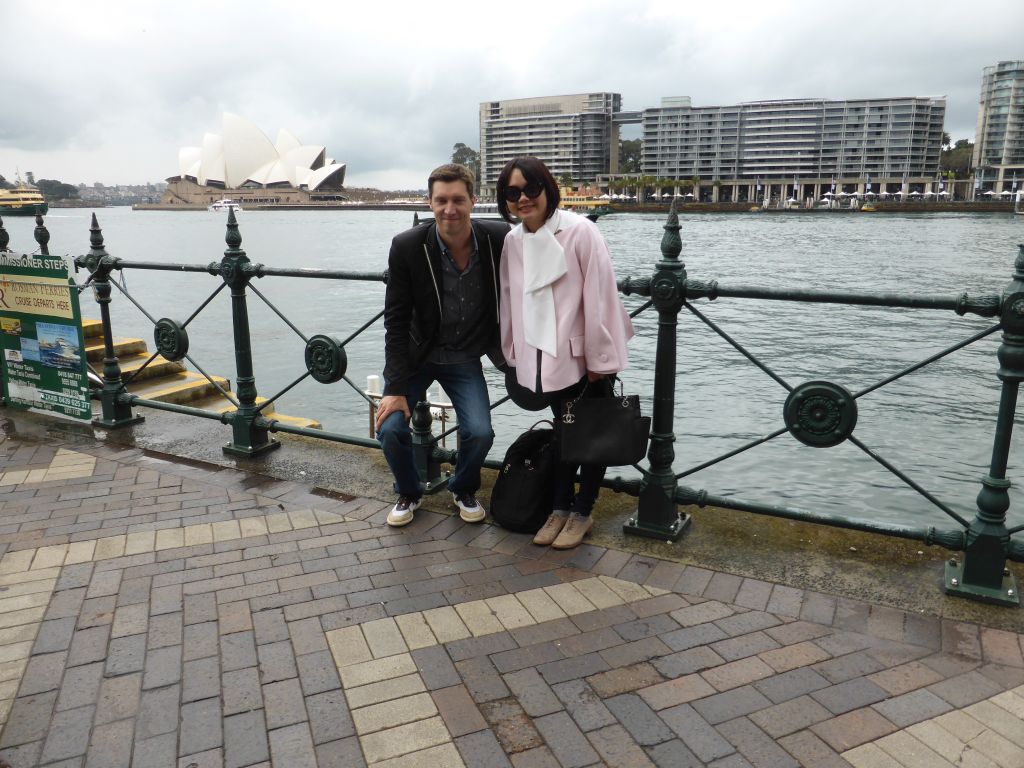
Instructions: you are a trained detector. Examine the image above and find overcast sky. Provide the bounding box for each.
[2,0,1020,190]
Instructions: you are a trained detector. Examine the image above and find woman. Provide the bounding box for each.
[497,156,634,549]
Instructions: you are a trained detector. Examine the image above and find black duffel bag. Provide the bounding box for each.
[490,420,558,533]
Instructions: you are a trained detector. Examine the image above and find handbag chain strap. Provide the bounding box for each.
[562,376,626,424]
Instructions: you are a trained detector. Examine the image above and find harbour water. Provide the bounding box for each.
[4,207,1023,528]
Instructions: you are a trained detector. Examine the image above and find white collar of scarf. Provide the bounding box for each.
[522,210,567,357]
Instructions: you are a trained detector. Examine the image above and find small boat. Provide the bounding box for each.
[208,199,242,212]
[0,175,48,216]
[861,203,877,213]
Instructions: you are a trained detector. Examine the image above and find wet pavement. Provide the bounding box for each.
[0,411,1022,767]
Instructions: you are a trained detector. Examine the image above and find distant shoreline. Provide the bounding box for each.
[130,201,1018,214]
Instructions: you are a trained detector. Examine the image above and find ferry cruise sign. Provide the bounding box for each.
[0,252,91,420]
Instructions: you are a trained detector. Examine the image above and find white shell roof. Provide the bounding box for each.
[175,114,345,190]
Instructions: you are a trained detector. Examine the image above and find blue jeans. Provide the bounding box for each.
[377,359,494,499]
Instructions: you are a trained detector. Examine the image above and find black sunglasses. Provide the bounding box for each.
[503,181,543,203]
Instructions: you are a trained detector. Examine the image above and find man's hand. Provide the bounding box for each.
[375,395,410,432]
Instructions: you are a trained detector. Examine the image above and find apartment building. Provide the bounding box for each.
[640,96,946,201]
[973,61,1024,193]
[478,93,622,195]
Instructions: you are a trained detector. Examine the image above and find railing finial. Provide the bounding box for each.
[33,213,50,256]
[660,197,682,265]
[225,208,243,254]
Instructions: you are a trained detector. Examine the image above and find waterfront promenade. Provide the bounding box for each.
[0,412,1022,767]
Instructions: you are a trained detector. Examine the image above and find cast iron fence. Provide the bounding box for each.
[0,208,1021,606]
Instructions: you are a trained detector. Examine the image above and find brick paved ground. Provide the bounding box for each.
[0,434,1022,767]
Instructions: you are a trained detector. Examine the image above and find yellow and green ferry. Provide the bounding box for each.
[0,184,48,216]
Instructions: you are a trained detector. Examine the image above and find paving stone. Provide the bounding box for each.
[135,684,179,739]
[927,669,1003,708]
[56,661,104,712]
[19,649,67,695]
[754,666,833,704]
[67,624,111,667]
[264,678,308,729]
[96,672,142,726]
[693,684,774,725]
[661,622,729,652]
[223,667,264,715]
[871,687,953,727]
[182,655,220,703]
[775,731,851,768]
[220,630,258,672]
[645,738,704,768]
[585,723,658,767]
[412,645,461,690]
[85,717,134,768]
[445,631,518,662]
[306,688,354,744]
[147,612,183,649]
[455,729,514,768]
[812,678,890,715]
[534,710,600,767]
[224,709,271,768]
[810,706,897,752]
[537,652,610,686]
[295,649,341,695]
[315,736,368,768]
[431,683,488,737]
[748,694,833,738]
[178,746,224,768]
[716,716,799,768]
[480,696,544,754]
[457,655,511,703]
[106,633,147,676]
[504,667,563,717]
[0,740,43,767]
[659,703,736,763]
[812,650,884,684]
[40,704,94,763]
[552,679,617,732]
[0,690,57,747]
[604,693,675,746]
[32,616,77,654]
[179,696,223,755]
[258,639,298,683]
[131,732,179,768]
[509,745,561,767]
[289,616,328,655]
[143,644,182,689]
[587,662,665,698]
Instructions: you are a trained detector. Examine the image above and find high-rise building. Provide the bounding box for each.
[640,96,945,201]
[478,93,623,195]
[973,61,1024,193]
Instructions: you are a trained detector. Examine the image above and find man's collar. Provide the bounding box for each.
[435,223,479,257]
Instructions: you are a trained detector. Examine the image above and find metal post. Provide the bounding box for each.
[411,400,449,493]
[80,214,144,429]
[945,244,1023,606]
[220,210,279,457]
[624,201,691,541]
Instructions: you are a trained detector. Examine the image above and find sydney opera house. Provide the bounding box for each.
[160,113,347,207]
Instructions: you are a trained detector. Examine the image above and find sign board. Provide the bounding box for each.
[0,252,91,420]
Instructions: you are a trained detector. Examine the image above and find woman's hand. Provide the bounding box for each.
[586,371,605,383]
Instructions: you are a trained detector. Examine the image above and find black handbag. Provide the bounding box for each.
[557,380,650,466]
[490,420,559,533]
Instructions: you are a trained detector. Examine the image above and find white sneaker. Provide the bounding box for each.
[387,495,420,527]
[452,492,485,523]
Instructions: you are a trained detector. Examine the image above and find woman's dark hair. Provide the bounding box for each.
[495,156,561,224]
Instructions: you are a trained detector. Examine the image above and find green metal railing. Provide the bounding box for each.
[3,207,1021,606]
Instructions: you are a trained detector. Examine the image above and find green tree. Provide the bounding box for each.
[558,173,574,190]
[940,139,973,179]
[450,143,480,180]
[0,174,11,189]
[36,179,80,201]
[619,139,641,173]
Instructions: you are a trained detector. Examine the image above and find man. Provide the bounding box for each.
[376,164,510,527]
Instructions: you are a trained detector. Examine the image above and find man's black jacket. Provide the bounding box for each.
[382,218,510,397]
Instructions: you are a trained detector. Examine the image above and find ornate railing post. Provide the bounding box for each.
[0,216,9,252]
[77,214,144,428]
[410,401,450,493]
[218,210,279,457]
[624,203,691,541]
[945,244,1024,605]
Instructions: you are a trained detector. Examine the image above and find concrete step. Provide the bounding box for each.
[82,319,104,339]
[108,352,187,384]
[189,394,322,430]
[121,371,233,406]
[84,336,148,363]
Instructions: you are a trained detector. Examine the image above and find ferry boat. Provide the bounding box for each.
[0,183,48,216]
[208,199,242,213]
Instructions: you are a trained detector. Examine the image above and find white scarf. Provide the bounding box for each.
[521,211,567,357]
